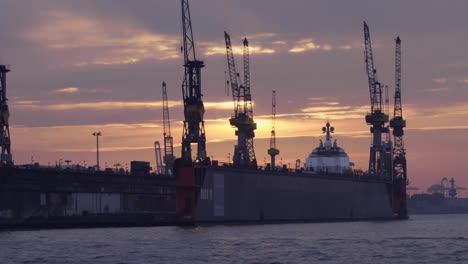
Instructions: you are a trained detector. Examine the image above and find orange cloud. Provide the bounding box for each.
[289,39,322,53]
[427,87,450,92]
[288,39,334,53]
[288,39,359,53]
[53,87,79,93]
[246,33,277,39]
[310,101,340,105]
[23,11,180,66]
[432,77,448,84]
[13,100,237,111]
[15,100,40,105]
[203,44,275,56]
[14,101,181,111]
[338,45,353,50]
[272,41,287,45]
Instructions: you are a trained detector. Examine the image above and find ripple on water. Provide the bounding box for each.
[1,215,468,264]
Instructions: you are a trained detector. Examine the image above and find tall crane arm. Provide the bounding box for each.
[224,31,241,116]
[363,21,383,114]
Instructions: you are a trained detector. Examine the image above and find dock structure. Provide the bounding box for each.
[0,167,179,228]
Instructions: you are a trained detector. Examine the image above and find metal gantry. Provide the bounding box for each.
[162,82,175,175]
[224,31,257,168]
[390,36,408,217]
[0,65,12,167]
[390,37,406,182]
[363,22,391,178]
[180,0,207,164]
[268,90,279,169]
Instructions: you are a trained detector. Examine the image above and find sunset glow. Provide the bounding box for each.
[2,0,468,197]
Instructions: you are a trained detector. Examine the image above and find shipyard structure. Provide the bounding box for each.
[408,178,468,214]
[173,3,408,223]
[0,0,409,227]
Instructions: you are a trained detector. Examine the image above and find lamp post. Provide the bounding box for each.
[92,132,102,170]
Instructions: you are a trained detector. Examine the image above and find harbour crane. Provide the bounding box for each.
[267,90,279,169]
[427,178,466,198]
[0,64,12,167]
[162,81,175,175]
[390,36,408,217]
[224,32,257,168]
[449,178,466,198]
[390,37,406,182]
[154,141,164,174]
[180,0,207,164]
[363,22,390,178]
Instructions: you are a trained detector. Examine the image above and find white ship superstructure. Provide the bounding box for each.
[305,122,351,174]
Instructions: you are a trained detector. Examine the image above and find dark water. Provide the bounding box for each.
[1,214,468,264]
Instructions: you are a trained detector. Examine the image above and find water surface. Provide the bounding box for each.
[1,214,467,263]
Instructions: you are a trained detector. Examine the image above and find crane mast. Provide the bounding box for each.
[363,22,390,178]
[0,65,12,167]
[268,90,279,170]
[390,37,408,218]
[180,0,207,164]
[162,82,175,175]
[224,31,257,168]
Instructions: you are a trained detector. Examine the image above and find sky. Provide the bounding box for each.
[1,0,468,196]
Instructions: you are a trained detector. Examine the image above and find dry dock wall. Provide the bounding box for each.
[194,167,394,221]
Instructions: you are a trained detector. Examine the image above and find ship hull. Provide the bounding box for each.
[177,166,396,222]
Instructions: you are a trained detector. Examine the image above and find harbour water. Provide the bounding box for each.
[1,214,467,264]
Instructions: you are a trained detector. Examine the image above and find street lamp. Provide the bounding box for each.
[92,132,102,170]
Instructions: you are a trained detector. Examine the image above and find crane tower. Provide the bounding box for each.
[162,82,175,175]
[363,22,391,178]
[180,0,207,164]
[389,37,408,217]
[268,90,279,169]
[224,32,257,168]
[0,65,12,167]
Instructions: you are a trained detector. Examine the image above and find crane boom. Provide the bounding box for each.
[181,0,197,64]
[393,37,403,120]
[224,31,257,168]
[180,0,207,164]
[224,31,241,116]
[162,82,175,175]
[364,21,383,114]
